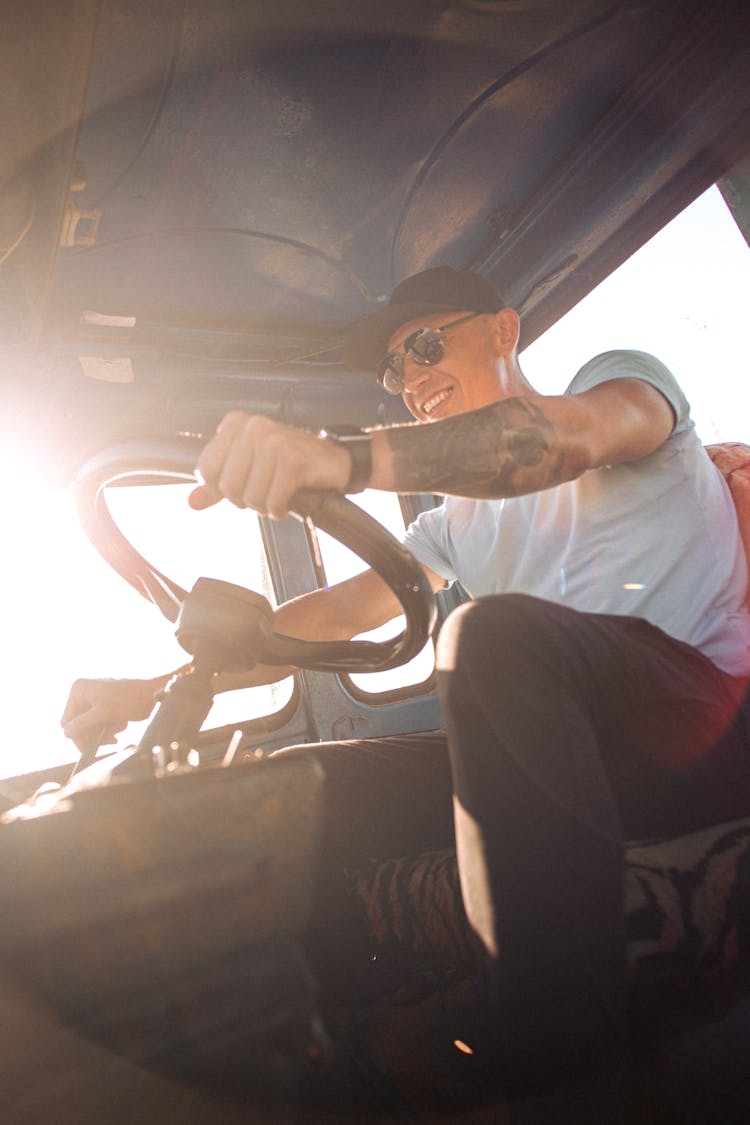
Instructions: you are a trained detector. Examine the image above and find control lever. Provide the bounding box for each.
[69,724,110,780]
[134,577,275,766]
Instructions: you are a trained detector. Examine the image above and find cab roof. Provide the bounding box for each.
[2,0,749,480]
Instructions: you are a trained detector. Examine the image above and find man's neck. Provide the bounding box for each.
[494,353,536,401]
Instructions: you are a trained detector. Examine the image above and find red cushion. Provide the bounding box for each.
[706,442,750,585]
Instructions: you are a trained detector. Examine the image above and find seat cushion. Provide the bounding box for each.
[706,442,750,599]
[351,817,750,1000]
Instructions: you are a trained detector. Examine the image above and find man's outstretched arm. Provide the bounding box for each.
[192,378,675,520]
[370,379,676,499]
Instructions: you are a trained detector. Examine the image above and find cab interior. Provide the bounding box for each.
[2,2,750,1121]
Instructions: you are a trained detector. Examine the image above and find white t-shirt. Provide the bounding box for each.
[403,351,750,677]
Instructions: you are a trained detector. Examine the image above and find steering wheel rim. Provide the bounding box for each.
[72,435,437,673]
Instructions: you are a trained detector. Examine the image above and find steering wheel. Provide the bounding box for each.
[72,435,437,674]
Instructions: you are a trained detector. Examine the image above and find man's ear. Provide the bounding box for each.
[489,307,520,356]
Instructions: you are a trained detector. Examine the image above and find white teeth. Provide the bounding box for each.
[423,388,451,415]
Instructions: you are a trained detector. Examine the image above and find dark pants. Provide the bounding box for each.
[277,594,750,1081]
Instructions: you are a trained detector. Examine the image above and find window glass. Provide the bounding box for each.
[0,480,292,781]
[106,482,273,607]
[105,483,294,732]
[520,186,750,443]
[314,490,436,695]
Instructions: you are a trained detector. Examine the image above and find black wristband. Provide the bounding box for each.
[320,429,373,493]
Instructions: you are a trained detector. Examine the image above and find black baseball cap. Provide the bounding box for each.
[344,267,506,371]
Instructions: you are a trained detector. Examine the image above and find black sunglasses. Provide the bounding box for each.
[377,312,483,395]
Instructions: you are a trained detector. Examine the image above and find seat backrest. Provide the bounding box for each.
[705,443,750,587]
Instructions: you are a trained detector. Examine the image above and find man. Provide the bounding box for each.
[62,267,750,1086]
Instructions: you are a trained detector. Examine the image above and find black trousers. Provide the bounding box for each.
[276,594,750,1079]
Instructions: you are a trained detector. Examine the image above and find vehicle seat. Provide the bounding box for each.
[706,441,750,605]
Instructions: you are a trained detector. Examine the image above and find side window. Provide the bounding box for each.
[313,490,436,698]
[520,186,750,444]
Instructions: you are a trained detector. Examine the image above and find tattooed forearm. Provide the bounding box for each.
[383,397,578,498]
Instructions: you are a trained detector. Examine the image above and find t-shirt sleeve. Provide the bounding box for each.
[567,350,693,434]
[402,503,457,584]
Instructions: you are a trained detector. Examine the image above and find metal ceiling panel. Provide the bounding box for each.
[1,0,749,480]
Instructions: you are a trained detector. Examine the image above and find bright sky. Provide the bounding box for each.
[0,185,748,783]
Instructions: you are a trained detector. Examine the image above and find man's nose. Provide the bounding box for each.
[401,358,431,394]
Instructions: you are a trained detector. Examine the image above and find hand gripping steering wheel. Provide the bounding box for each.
[72,435,437,676]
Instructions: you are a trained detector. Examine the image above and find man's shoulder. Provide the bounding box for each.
[566,350,692,433]
[566,349,674,392]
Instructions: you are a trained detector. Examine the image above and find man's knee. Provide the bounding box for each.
[437,593,555,675]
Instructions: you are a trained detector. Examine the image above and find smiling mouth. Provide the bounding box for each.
[422,387,453,417]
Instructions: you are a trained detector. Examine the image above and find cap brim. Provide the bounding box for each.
[343,300,473,372]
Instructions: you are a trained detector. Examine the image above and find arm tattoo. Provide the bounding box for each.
[386,397,572,498]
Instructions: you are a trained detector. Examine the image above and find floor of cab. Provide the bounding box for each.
[308,978,750,1125]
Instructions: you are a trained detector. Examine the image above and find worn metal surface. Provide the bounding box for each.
[720,152,750,249]
[0,756,323,991]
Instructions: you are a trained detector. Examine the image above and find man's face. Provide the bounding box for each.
[385,310,506,422]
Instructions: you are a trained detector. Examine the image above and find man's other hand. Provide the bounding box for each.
[61,678,159,752]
